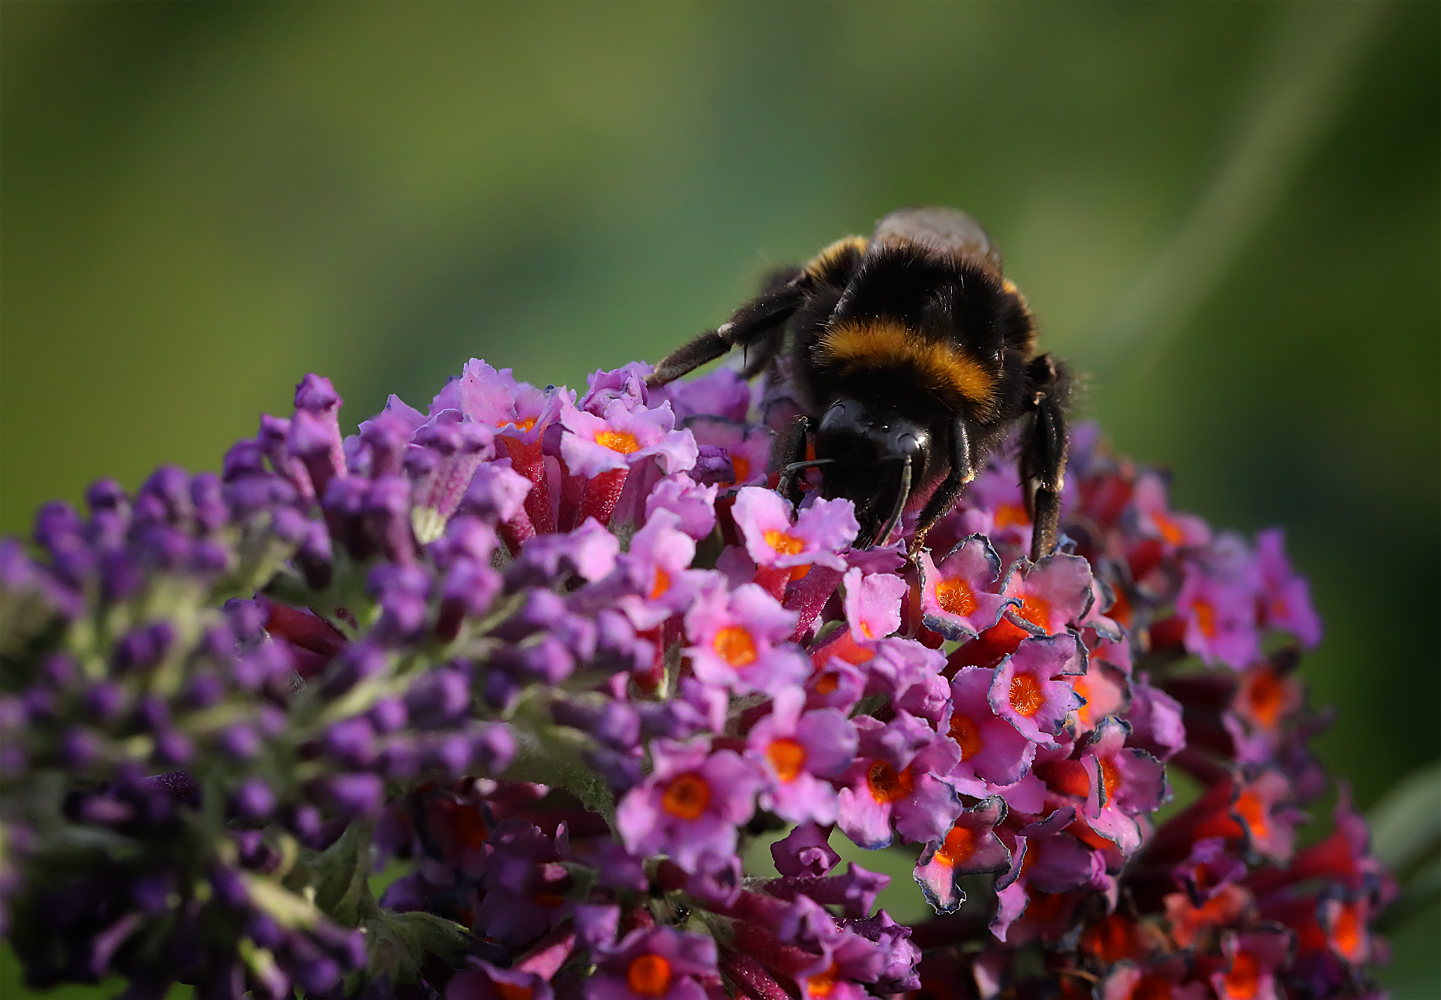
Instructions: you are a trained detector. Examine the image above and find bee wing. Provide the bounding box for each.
[871,206,1003,275]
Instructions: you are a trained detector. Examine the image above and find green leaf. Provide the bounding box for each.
[311,821,379,927]
[363,910,478,987]
[1368,759,1441,874]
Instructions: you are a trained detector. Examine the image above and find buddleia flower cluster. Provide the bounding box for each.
[0,357,1392,999]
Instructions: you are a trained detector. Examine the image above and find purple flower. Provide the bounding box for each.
[913,796,1012,914]
[1178,533,1263,669]
[835,713,961,849]
[989,633,1086,748]
[1078,716,1169,854]
[1000,551,1095,637]
[652,367,752,423]
[771,822,841,878]
[917,534,1016,639]
[1256,527,1322,647]
[614,739,760,874]
[731,487,858,573]
[944,666,1038,793]
[585,925,718,1000]
[745,687,856,824]
[682,582,806,695]
[560,398,697,479]
[840,567,906,642]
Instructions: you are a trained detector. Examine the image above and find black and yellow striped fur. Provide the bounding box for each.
[647,207,1071,561]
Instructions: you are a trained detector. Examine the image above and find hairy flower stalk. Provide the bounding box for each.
[0,359,1390,999]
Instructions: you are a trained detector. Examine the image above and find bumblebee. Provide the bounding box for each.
[646,207,1070,562]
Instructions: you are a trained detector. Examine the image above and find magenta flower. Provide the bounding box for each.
[585,925,718,1000]
[685,416,774,487]
[1256,527,1322,647]
[917,534,1015,639]
[1177,532,1263,669]
[745,687,856,824]
[945,666,1038,793]
[644,472,719,540]
[651,366,753,424]
[999,551,1095,637]
[835,713,961,848]
[840,566,907,641]
[0,352,1396,1000]
[560,398,697,479]
[989,633,1086,748]
[1128,470,1211,553]
[612,509,714,629]
[731,486,858,573]
[1078,716,1169,855]
[914,796,1012,913]
[682,581,807,695]
[614,739,759,874]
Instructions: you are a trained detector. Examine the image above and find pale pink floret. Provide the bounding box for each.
[841,567,907,642]
[1000,552,1095,637]
[1079,716,1169,855]
[1129,470,1211,553]
[560,398,698,479]
[683,582,807,696]
[917,535,1016,640]
[732,487,858,571]
[989,634,1087,749]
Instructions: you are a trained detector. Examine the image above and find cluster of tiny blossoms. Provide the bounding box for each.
[0,357,1391,999]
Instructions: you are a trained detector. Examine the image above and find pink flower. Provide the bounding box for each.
[614,739,760,874]
[683,582,807,696]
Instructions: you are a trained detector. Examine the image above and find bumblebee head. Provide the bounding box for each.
[814,398,929,548]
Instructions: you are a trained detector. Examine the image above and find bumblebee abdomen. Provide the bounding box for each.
[814,318,999,416]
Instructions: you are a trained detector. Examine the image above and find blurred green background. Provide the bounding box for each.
[1,2,1436,996]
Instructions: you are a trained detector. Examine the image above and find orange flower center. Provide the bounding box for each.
[764,529,806,556]
[813,671,840,695]
[661,773,712,820]
[1222,951,1261,999]
[1099,756,1122,803]
[1013,593,1052,631]
[1234,789,1269,839]
[1243,669,1286,730]
[495,984,534,1000]
[1072,674,1099,728]
[1191,597,1218,639]
[713,625,758,667]
[648,567,671,600]
[1331,902,1364,961]
[1009,673,1044,717]
[934,824,976,867]
[501,416,538,433]
[949,713,983,760]
[935,577,977,616]
[766,738,807,782]
[597,429,640,454]
[1152,511,1186,547]
[995,503,1030,529]
[806,961,840,998]
[866,761,915,804]
[627,954,674,996]
[731,456,752,483]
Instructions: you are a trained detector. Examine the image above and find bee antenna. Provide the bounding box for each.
[781,458,839,473]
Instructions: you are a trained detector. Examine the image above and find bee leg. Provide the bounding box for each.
[646,274,806,388]
[774,414,813,505]
[1020,354,1071,562]
[908,418,974,559]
